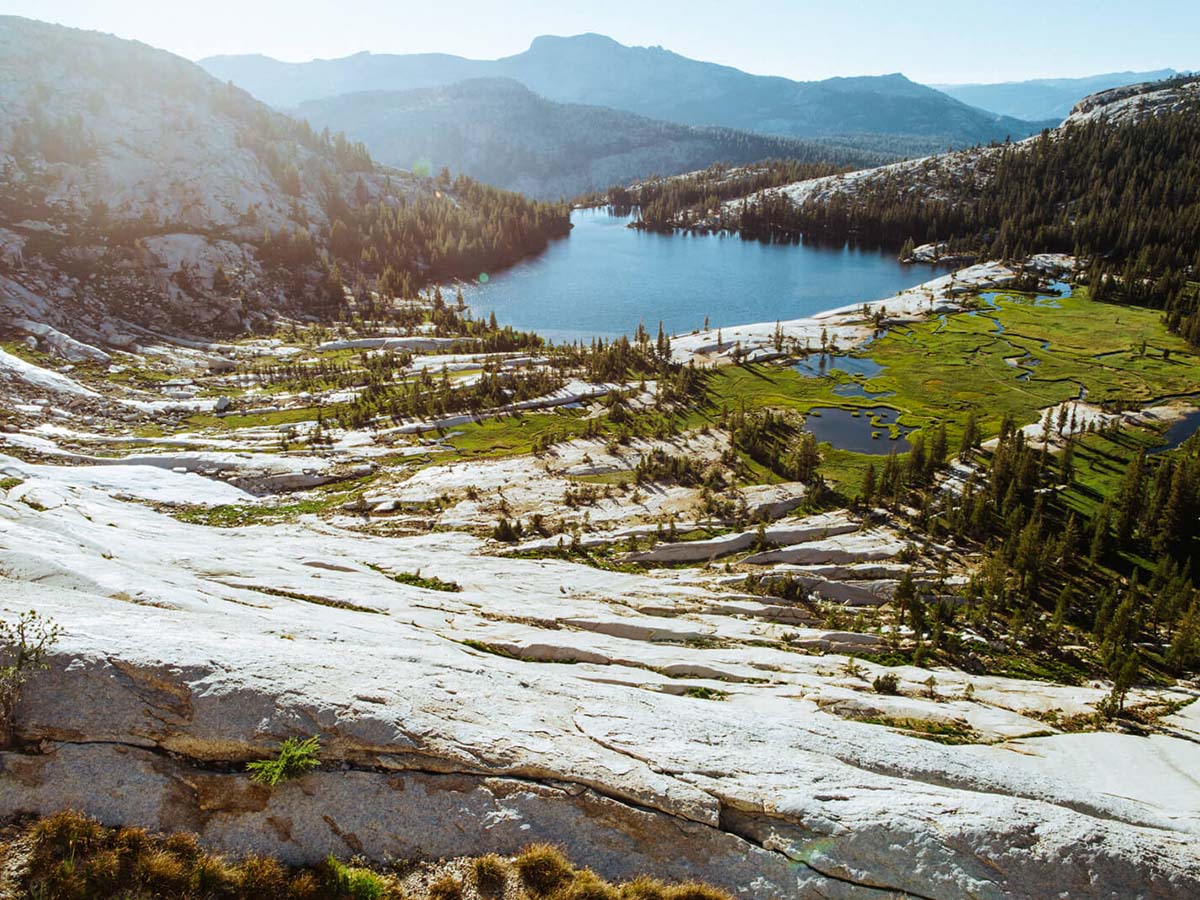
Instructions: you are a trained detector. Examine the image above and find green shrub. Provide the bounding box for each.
[323,855,387,900]
[872,672,900,694]
[379,567,462,592]
[246,735,321,787]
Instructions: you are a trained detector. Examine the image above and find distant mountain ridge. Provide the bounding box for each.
[202,34,1052,148]
[932,69,1179,121]
[294,78,894,200]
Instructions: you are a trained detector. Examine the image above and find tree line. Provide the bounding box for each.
[863,410,1200,686]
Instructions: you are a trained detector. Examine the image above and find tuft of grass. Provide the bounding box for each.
[427,873,464,900]
[246,735,321,787]
[620,876,670,900]
[660,884,736,899]
[558,868,618,899]
[18,811,734,900]
[472,854,509,896]
[0,476,23,491]
[22,811,409,899]
[515,844,575,896]
[323,855,388,900]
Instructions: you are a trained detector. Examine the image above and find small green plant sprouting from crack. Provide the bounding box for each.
[684,686,729,701]
[246,735,321,787]
[367,563,461,592]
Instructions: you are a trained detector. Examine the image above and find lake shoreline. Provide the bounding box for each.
[670,253,1076,366]
[456,208,955,343]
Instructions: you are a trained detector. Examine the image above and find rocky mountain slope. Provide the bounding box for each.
[1066,72,1200,123]
[0,16,370,337]
[202,34,1053,150]
[3,479,1197,898]
[640,74,1200,234]
[294,78,890,200]
[932,68,1179,121]
[0,16,565,343]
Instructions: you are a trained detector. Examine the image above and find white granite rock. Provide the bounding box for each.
[0,462,1196,897]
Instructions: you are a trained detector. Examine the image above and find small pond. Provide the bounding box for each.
[832,382,895,399]
[1153,408,1200,453]
[804,406,915,455]
[794,353,885,379]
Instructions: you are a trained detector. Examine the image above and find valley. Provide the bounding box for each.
[3,247,1199,897]
[0,10,1198,900]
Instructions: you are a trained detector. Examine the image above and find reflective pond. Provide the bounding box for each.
[803,406,915,455]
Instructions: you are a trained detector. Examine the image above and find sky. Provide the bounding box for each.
[4,0,1197,84]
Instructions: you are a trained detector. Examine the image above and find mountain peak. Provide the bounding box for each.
[527,33,623,51]
[201,33,1046,144]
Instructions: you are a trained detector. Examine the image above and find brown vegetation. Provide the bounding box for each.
[6,812,732,900]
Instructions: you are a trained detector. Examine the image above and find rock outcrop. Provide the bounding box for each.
[0,461,1197,898]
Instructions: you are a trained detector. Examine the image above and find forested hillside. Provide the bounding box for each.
[757,82,1200,342]
[624,77,1200,346]
[0,17,567,338]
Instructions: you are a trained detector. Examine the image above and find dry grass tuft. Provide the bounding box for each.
[427,873,464,900]
[515,843,575,896]
[14,811,734,900]
[471,853,509,897]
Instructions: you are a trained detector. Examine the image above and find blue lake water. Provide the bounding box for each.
[794,354,885,379]
[460,209,952,342]
[1154,408,1200,453]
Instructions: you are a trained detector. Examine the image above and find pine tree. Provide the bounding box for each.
[959,412,980,461]
[860,462,876,506]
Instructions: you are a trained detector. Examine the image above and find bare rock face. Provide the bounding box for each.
[0,464,1198,898]
[1067,74,1200,125]
[0,744,858,898]
[11,320,111,364]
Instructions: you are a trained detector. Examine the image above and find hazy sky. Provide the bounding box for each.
[6,0,1197,83]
